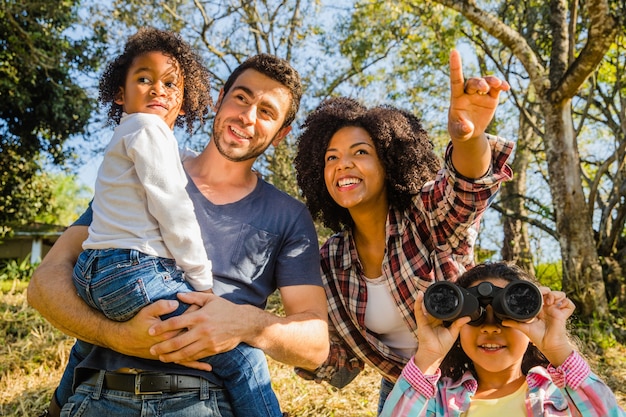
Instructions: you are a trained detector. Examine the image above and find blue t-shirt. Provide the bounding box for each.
[74,175,322,385]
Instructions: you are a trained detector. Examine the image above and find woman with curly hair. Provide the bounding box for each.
[381,262,625,416]
[50,28,284,417]
[294,50,515,413]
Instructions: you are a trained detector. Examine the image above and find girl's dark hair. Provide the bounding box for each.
[99,27,212,133]
[294,97,441,232]
[439,262,551,381]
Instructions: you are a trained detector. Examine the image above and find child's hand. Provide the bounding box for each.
[413,290,470,374]
[503,287,575,366]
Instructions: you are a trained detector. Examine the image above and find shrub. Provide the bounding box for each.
[0,257,36,283]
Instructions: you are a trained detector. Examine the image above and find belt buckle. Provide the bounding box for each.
[134,373,162,395]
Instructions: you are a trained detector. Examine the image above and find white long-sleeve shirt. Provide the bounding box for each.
[83,113,212,290]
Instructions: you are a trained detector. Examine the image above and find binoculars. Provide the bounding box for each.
[423,280,543,326]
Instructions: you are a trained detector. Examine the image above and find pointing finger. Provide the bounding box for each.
[449,49,465,98]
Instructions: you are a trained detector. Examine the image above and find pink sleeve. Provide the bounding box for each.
[546,351,590,389]
[400,356,441,398]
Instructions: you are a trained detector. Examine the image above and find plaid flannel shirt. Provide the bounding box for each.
[297,135,514,386]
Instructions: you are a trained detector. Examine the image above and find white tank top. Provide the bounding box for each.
[364,276,417,359]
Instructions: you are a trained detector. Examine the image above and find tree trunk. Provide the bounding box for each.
[433,0,618,319]
[501,113,535,273]
[542,99,608,316]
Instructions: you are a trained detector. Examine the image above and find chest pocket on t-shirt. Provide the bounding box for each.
[231,223,279,282]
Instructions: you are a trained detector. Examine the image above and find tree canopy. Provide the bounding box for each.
[0,0,104,235]
[3,0,625,321]
[0,0,103,163]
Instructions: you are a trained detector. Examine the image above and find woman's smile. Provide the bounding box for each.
[324,126,387,211]
[337,176,362,190]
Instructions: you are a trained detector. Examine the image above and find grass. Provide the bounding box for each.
[1,285,624,416]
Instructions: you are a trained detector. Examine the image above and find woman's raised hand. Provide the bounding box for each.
[447,49,510,143]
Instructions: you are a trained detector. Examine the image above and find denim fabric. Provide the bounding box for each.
[55,340,94,405]
[57,342,282,416]
[73,249,192,322]
[68,248,282,416]
[60,370,234,417]
[377,377,395,415]
[210,343,282,416]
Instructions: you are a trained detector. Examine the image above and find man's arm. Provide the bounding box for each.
[27,225,102,341]
[149,285,330,370]
[27,225,178,359]
[256,285,329,368]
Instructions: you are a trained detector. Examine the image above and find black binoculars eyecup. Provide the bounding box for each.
[423,280,543,326]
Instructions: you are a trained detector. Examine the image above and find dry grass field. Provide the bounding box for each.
[1,282,624,416]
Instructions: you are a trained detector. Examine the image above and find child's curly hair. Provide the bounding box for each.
[99,27,212,133]
[294,97,441,232]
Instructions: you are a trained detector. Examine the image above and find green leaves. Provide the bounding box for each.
[0,0,103,164]
[0,0,103,234]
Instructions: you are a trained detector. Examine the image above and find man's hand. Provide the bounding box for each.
[107,299,181,359]
[148,285,329,370]
[148,292,246,363]
[26,224,207,367]
[448,49,510,143]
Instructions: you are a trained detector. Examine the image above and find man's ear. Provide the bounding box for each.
[114,87,124,105]
[272,126,292,146]
[213,88,224,112]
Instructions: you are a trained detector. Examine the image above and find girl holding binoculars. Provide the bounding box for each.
[380,262,625,417]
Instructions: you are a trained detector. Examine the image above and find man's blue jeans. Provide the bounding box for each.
[60,370,233,417]
[55,340,94,409]
[58,248,282,416]
[57,341,281,416]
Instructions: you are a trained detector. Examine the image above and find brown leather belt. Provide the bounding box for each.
[84,371,204,395]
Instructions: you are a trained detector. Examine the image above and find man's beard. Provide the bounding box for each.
[212,117,274,162]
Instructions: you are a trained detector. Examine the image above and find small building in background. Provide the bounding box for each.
[0,223,66,265]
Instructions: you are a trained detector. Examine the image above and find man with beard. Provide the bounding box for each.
[28,54,329,417]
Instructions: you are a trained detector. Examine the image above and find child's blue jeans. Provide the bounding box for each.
[56,248,282,417]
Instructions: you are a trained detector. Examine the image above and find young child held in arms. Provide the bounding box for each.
[381,262,625,416]
[54,27,283,417]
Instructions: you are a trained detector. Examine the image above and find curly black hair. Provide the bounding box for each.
[99,27,212,133]
[294,97,441,232]
[222,53,302,129]
[438,262,552,381]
